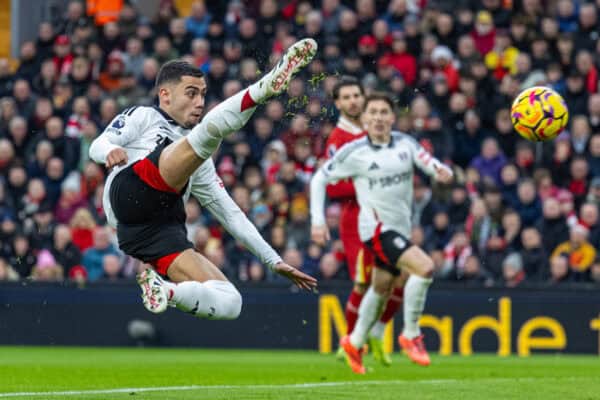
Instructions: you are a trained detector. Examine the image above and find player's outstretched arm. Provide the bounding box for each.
[409,137,454,184]
[272,262,317,291]
[203,194,318,291]
[191,165,317,291]
[433,163,454,184]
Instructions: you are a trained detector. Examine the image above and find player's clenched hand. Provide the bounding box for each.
[311,225,330,246]
[274,262,318,291]
[434,164,454,184]
[106,148,128,169]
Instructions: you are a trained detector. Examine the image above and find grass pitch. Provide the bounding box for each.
[1,347,599,399]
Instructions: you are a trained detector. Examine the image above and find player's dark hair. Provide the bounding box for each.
[364,92,396,113]
[155,60,204,87]
[332,76,365,100]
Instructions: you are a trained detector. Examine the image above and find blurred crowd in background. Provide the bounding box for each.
[1,0,600,287]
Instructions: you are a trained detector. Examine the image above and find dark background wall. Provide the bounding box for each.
[1,282,599,355]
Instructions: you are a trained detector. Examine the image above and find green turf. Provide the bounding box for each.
[1,347,599,399]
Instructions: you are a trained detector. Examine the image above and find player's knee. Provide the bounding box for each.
[353,283,368,294]
[199,280,242,320]
[221,282,242,320]
[229,287,243,319]
[394,271,409,288]
[372,278,392,296]
[420,258,435,279]
[187,121,223,160]
[376,286,392,297]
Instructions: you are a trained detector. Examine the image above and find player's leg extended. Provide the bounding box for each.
[335,224,368,358]
[158,38,318,191]
[396,246,434,366]
[341,268,393,374]
[346,283,368,329]
[345,244,369,335]
[337,243,370,360]
[113,141,242,319]
[337,281,366,360]
[368,271,407,366]
[337,282,367,361]
[138,249,242,320]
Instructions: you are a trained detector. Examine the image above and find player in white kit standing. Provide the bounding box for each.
[310,92,453,373]
[90,39,318,320]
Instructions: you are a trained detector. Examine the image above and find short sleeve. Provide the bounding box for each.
[101,107,146,147]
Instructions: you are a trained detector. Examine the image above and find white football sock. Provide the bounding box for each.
[402,275,432,339]
[248,76,272,103]
[168,280,242,320]
[349,287,385,349]
[186,88,258,160]
[369,321,386,340]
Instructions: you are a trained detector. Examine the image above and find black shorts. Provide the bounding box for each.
[364,224,412,276]
[109,139,193,273]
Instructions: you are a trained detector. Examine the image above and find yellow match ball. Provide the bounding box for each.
[510,86,569,142]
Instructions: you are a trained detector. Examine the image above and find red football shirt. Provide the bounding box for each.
[324,116,366,232]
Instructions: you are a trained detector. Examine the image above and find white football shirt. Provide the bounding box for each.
[89,106,282,268]
[311,131,449,241]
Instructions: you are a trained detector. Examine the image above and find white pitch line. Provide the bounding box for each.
[0,377,590,398]
[0,380,449,398]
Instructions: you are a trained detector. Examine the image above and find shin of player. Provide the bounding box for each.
[367,275,405,366]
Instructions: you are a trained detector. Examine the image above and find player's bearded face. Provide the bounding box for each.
[362,100,395,142]
[166,76,207,128]
[335,86,365,120]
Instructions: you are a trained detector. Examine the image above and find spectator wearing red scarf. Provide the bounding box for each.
[52,35,74,78]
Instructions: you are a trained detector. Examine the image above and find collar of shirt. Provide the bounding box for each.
[337,115,363,135]
[367,133,395,150]
[153,106,184,128]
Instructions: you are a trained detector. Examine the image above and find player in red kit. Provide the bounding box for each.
[325,77,404,365]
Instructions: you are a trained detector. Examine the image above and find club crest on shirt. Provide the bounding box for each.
[112,115,126,129]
